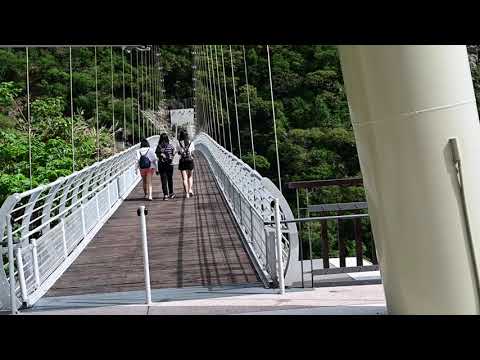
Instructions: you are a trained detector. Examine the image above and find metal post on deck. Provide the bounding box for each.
[137,206,152,305]
[274,199,285,295]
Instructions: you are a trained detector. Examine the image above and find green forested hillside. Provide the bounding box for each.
[2,44,480,222]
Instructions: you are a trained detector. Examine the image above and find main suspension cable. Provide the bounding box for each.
[242,45,256,170]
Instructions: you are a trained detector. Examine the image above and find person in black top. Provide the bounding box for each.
[178,129,195,198]
[155,133,176,201]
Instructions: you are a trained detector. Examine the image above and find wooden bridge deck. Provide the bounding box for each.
[46,152,260,297]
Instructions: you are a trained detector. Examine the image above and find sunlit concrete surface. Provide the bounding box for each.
[20,284,386,315]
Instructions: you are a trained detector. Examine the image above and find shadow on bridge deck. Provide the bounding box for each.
[45,153,260,298]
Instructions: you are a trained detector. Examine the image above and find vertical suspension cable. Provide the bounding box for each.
[205,45,218,142]
[152,46,156,132]
[230,45,242,158]
[214,45,226,147]
[110,46,116,154]
[266,45,282,192]
[146,48,150,137]
[94,46,100,161]
[26,47,32,189]
[122,47,126,150]
[210,45,221,146]
[69,46,75,172]
[136,50,141,142]
[205,46,213,138]
[140,50,143,138]
[243,45,256,170]
[130,51,135,145]
[220,45,233,153]
[140,50,145,138]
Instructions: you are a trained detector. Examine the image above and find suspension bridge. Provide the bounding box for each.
[1,45,480,315]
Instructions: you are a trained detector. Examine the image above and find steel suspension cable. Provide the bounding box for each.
[266,45,282,192]
[136,50,141,142]
[242,45,256,170]
[69,46,75,172]
[209,45,221,146]
[220,45,233,153]
[205,46,214,139]
[122,47,126,150]
[140,50,144,138]
[205,45,218,142]
[152,46,156,131]
[26,47,32,189]
[208,45,222,145]
[130,51,135,145]
[110,46,116,154]
[145,49,149,137]
[214,45,226,147]
[94,46,100,161]
[229,45,242,158]
[198,46,207,135]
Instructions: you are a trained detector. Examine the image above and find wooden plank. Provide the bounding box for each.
[46,152,260,297]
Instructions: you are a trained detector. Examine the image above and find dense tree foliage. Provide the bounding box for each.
[2,45,480,262]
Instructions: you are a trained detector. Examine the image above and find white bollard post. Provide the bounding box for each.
[137,206,152,305]
[274,199,285,295]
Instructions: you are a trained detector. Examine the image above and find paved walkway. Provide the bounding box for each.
[28,284,386,315]
[46,152,259,297]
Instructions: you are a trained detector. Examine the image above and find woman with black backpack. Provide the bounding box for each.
[137,138,158,201]
[155,133,176,201]
[178,129,195,198]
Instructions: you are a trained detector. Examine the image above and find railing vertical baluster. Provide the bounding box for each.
[80,204,86,237]
[31,239,40,287]
[7,216,18,314]
[306,189,313,288]
[15,247,28,304]
[321,220,329,269]
[296,188,304,288]
[337,216,346,268]
[354,218,363,266]
[61,219,68,259]
[95,195,100,220]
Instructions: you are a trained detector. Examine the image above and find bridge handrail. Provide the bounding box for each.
[193,132,298,286]
[0,136,159,310]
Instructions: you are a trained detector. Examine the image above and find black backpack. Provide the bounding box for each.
[139,149,151,169]
[180,141,193,161]
[156,144,172,165]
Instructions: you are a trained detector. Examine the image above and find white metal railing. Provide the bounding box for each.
[0,135,159,310]
[193,132,298,286]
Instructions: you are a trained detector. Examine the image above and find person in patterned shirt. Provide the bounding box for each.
[155,133,176,201]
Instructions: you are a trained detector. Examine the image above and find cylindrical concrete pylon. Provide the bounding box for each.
[338,45,480,314]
